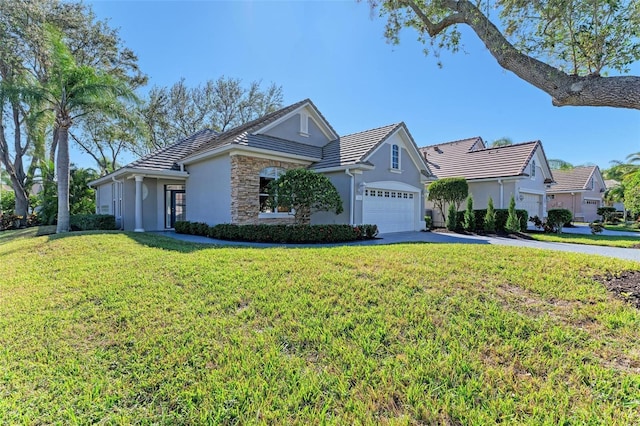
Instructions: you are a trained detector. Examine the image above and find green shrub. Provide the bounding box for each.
[597,206,616,223]
[174,221,191,234]
[456,208,528,232]
[505,196,520,233]
[589,221,604,234]
[463,196,476,231]
[176,221,378,243]
[547,209,573,233]
[446,203,458,231]
[484,197,496,232]
[424,215,432,230]
[69,214,117,231]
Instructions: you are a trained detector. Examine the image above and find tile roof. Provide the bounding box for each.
[312,123,402,169]
[184,98,336,161]
[548,166,598,192]
[233,133,322,159]
[127,129,218,171]
[420,139,544,180]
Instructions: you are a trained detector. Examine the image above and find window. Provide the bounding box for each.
[531,160,536,178]
[259,167,289,213]
[391,144,400,170]
[589,177,594,190]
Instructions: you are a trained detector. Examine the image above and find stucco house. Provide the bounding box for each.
[546,166,606,222]
[89,99,433,234]
[419,137,554,225]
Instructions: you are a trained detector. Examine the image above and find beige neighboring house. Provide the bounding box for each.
[546,166,606,222]
[420,137,555,226]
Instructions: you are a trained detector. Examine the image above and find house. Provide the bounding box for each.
[419,137,554,225]
[89,99,433,234]
[546,166,606,222]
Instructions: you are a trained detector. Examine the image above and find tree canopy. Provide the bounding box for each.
[371,0,640,109]
[137,77,284,155]
[266,169,343,224]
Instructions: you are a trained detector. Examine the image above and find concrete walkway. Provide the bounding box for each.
[153,229,640,262]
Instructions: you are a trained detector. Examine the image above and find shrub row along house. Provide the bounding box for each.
[89,99,606,233]
[89,99,433,234]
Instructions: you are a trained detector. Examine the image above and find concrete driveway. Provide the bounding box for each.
[155,229,640,262]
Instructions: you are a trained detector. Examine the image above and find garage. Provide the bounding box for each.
[518,193,543,222]
[362,188,417,233]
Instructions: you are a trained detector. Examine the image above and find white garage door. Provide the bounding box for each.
[519,193,542,221]
[362,188,416,234]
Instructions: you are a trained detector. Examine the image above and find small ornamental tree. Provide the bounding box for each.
[463,195,475,231]
[484,197,496,232]
[446,203,458,231]
[266,169,343,224]
[505,195,520,233]
[547,209,574,233]
[428,177,468,225]
[596,206,616,223]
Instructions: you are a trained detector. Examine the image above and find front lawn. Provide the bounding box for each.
[604,223,640,233]
[1,232,639,424]
[529,232,640,248]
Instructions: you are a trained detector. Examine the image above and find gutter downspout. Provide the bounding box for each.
[345,169,354,225]
[498,179,504,209]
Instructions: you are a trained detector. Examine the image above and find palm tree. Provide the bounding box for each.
[26,26,135,233]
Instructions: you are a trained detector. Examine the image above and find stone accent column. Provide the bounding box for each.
[134,175,144,232]
[230,155,307,225]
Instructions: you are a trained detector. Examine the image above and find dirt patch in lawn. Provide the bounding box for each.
[594,271,640,309]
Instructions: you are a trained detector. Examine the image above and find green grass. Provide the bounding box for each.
[604,223,640,233]
[0,225,55,244]
[529,232,640,248]
[1,231,639,424]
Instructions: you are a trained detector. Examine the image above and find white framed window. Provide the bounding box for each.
[259,167,290,214]
[391,144,400,170]
[299,112,309,137]
[531,160,536,178]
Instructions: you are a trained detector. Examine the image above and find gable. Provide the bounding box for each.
[257,103,337,147]
[261,110,332,147]
[363,126,430,177]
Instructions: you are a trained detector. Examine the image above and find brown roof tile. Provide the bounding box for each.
[549,166,599,192]
[420,139,544,180]
[312,123,402,169]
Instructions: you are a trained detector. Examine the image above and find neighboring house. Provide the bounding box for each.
[546,166,606,222]
[604,179,625,213]
[420,137,554,225]
[89,99,433,234]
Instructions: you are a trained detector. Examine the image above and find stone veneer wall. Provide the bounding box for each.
[230,155,308,224]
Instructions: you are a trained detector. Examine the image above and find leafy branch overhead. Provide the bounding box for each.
[371,0,640,109]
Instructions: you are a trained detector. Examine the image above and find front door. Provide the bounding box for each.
[165,185,186,228]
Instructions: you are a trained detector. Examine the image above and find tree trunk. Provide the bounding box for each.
[56,125,71,233]
[401,0,640,109]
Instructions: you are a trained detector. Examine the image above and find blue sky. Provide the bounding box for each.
[83,0,639,171]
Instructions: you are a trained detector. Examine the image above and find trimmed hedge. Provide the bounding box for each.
[174,221,379,243]
[0,213,39,231]
[456,208,528,232]
[69,214,117,231]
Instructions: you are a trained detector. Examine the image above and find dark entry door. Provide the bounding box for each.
[166,185,186,228]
